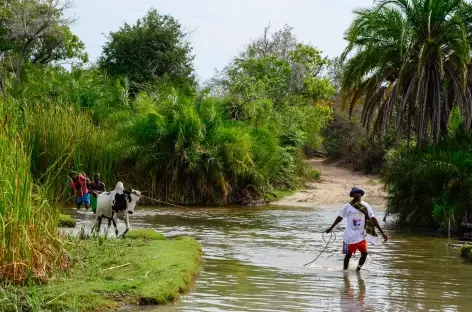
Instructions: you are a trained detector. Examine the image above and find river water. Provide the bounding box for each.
[70,204,472,312]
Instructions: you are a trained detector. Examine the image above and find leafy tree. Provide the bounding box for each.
[342,0,472,146]
[212,25,334,150]
[29,25,88,65]
[0,0,87,93]
[99,9,195,95]
[244,24,297,60]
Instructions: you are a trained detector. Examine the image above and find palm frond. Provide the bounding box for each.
[342,0,472,145]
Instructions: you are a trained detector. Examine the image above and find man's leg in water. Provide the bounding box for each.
[86,194,91,210]
[77,195,83,210]
[357,252,368,271]
[356,240,369,271]
[343,253,352,270]
[83,194,91,211]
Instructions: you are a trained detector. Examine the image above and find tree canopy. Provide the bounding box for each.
[341,0,472,146]
[0,0,87,94]
[99,9,195,95]
[211,25,335,149]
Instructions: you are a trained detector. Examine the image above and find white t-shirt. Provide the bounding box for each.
[339,201,375,244]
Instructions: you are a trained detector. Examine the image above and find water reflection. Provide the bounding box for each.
[340,273,366,312]
[64,205,472,312]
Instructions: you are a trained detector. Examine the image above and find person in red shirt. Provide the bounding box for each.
[69,173,91,210]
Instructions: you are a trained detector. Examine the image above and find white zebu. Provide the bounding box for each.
[91,182,142,237]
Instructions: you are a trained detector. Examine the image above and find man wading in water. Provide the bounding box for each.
[88,173,105,214]
[326,187,388,271]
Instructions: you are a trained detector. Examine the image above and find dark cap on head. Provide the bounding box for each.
[350,187,365,197]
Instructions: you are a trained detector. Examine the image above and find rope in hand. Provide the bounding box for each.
[303,231,337,267]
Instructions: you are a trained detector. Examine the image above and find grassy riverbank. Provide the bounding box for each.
[461,245,472,261]
[56,214,76,228]
[0,230,202,311]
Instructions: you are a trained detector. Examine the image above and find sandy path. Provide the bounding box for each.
[273,158,386,208]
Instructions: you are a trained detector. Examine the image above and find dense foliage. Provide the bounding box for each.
[211,25,334,152]
[0,100,67,284]
[0,0,87,95]
[383,133,472,229]
[5,23,333,206]
[0,3,335,283]
[322,104,391,174]
[339,0,472,230]
[342,0,472,146]
[99,9,195,95]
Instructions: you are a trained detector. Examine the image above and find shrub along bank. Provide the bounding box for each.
[383,134,472,230]
[0,230,202,311]
[56,214,76,228]
[460,245,472,261]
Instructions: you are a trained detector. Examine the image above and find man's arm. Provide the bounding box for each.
[371,217,388,241]
[364,203,389,242]
[326,216,343,233]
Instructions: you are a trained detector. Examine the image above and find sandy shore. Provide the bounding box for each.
[274,158,386,208]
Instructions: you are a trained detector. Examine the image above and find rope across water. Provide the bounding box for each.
[141,195,188,209]
[303,231,337,267]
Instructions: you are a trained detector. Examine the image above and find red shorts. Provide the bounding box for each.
[342,240,367,255]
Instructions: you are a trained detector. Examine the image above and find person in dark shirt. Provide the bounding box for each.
[88,173,105,214]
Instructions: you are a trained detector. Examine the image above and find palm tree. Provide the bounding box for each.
[341,0,472,146]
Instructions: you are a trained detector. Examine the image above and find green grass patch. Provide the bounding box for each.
[264,189,297,202]
[460,245,472,260]
[366,179,379,186]
[273,190,297,199]
[309,168,321,181]
[0,230,202,311]
[126,229,167,241]
[56,214,76,228]
[264,168,321,203]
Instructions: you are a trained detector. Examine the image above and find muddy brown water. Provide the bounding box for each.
[66,204,472,312]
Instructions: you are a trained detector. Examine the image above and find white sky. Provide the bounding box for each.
[68,0,374,82]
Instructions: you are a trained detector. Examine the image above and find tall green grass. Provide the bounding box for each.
[4,69,328,207]
[2,64,331,207]
[114,92,298,204]
[18,91,320,206]
[25,104,116,202]
[0,101,66,284]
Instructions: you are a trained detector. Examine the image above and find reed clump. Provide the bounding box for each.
[0,102,68,284]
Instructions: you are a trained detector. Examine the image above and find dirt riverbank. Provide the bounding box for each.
[274,158,386,208]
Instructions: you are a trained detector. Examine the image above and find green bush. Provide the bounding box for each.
[57,214,76,228]
[310,168,321,180]
[322,108,390,174]
[383,133,472,228]
[114,92,295,204]
[6,85,322,206]
[460,245,472,260]
[0,22,336,207]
